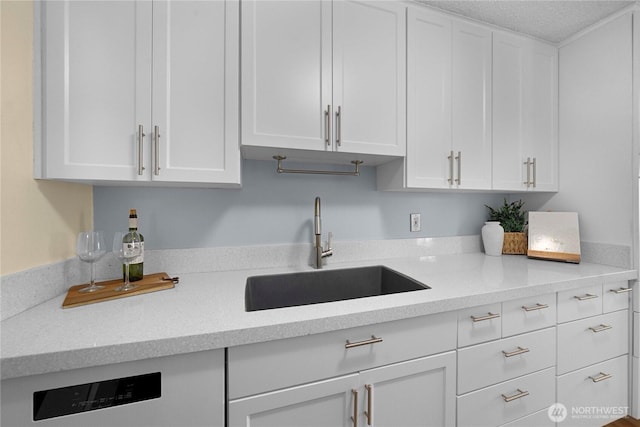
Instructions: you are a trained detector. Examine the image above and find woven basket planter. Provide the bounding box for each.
[502,232,527,255]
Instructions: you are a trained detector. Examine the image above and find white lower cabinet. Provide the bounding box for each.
[555,282,632,427]
[457,367,555,427]
[228,352,456,427]
[457,327,556,394]
[556,309,629,375]
[499,408,555,427]
[557,355,629,427]
[228,313,457,427]
[358,353,456,427]
[228,374,359,427]
[227,283,633,427]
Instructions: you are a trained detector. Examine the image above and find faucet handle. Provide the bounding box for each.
[326,231,333,250]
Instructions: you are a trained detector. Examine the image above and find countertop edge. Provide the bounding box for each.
[2,264,635,381]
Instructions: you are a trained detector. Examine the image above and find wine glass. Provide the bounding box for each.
[112,231,142,292]
[76,231,107,293]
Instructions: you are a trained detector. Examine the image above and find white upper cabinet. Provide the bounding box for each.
[492,32,558,192]
[151,1,240,185]
[240,1,331,152]
[332,1,406,157]
[404,9,452,189]
[37,0,240,187]
[241,0,406,163]
[380,7,491,190]
[451,21,493,190]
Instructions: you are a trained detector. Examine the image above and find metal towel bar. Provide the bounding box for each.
[273,156,363,176]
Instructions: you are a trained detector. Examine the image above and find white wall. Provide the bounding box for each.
[94,160,506,249]
[0,1,94,276]
[522,13,635,252]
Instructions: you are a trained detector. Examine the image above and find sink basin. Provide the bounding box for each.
[245,265,430,311]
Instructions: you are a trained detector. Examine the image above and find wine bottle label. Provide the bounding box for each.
[132,242,144,264]
[122,242,143,259]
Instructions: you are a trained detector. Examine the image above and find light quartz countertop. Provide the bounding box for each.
[1,252,636,380]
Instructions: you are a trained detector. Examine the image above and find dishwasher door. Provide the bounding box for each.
[1,349,224,426]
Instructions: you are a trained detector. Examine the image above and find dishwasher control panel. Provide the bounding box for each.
[33,372,161,421]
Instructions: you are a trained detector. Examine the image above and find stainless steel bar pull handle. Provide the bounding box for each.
[471,312,500,322]
[365,384,373,426]
[324,105,331,146]
[588,324,612,333]
[574,293,598,301]
[502,346,530,358]
[336,106,342,146]
[589,372,612,383]
[532,157,537,188]
[524,157,531,187]
[610,287,633,294]
[345,335,383,349]
[522,303,549,312]
[455,151,461,185]
[137,125,145,175]
[351,389,358,427]
[502,389,529,402]
[447,151,454,184]
[154,125,160,176]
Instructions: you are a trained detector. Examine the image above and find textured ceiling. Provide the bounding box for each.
[417,1,635,43]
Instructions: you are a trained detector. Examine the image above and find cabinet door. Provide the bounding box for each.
[333,0,406,156]
[228,374,358,427]
[493,32,558,192]
[41,1,152,182]
[451,20,492,190]
[525,41,557,191]
[241,0,332,151]
[359,352,456,427]
[557,355,628,427]
[405,8,452,189]
[152,0,240,185]
[492,32,525,191]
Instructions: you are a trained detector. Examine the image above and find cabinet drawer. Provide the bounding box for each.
[603,281,632,313]
[557,284,602,323]
[458,303,502,347]
[500,408,555,427]
[458,327,556,394]
[457,367,555,427]
[557,310,629,375]
[228,311,456,398]
[502,293,556,337]
[557,355,629,426]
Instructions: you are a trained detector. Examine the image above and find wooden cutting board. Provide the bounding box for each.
[62,272,178,308]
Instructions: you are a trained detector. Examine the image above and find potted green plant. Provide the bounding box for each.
[485,198,527,254]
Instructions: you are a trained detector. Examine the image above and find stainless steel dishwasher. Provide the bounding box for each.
[1,349,224,426]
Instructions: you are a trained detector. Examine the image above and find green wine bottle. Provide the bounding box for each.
[123,209,144,281]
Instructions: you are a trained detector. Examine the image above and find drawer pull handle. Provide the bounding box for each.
[502,346,530,358]
[574,293,598,301]
[588,324,612,333]
[345,335,383,349]
[501,389,529,402]
[522,303,549,312]
[589,372,612,383]
[609,287,632,294]
[471,312,500,322]
[365,384,373,425]
[351,389,358,427]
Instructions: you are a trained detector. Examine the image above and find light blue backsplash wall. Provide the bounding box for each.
[94,160,507,250]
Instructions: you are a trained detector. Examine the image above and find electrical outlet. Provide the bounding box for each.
[410,213,421,232]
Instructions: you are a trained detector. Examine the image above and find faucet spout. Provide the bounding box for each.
[314,197,333,269]
[314,197,321,236]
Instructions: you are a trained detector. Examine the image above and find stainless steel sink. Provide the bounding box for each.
[245,265,430,311]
